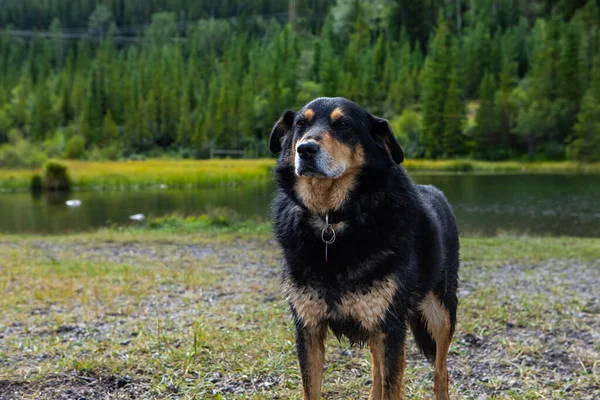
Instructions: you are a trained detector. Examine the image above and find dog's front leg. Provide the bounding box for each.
[368,326,407,400]
[295,322,327,400]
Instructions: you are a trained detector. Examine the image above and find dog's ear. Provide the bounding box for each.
[370,115,404,164]
[269,110,296,154]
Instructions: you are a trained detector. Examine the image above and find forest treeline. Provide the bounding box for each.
[0,0,599,167]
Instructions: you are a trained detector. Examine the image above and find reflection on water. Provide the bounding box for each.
[0,174,598,237]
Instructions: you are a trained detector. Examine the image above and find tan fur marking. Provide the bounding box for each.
[303,108,315,121]
[339,276,397,331]
[301,325,327,400]
[295,175,353,214]
[368,334,384,400]
[419,292,451,341]
[330,107,344,120]
[294,142,364,214]
[419,292,452,400]
[320,132,352,167]
[368,333,405,400]
[433,336,451,400]
[391,340,406,399]
[283,281,328,329]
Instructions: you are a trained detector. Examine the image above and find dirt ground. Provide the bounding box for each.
[0,234,598,399]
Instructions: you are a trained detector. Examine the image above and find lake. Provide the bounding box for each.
[0,174,598,237]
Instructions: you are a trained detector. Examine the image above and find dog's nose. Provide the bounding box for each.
[297,142,320,159]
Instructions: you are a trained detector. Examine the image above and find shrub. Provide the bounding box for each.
[43,130,66,158]
[389,108,425,158]
[30,174,43,192]
[535,142,566,161]
[0,130,47,168]
[64,135,86,159]
[450,160,475,172]
[43,160,71,191]
[205,207,240,226]
[0,108,12,143]
[87,144,121,161]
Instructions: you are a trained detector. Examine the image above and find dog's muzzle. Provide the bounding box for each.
[295,141,345,178]
[295,141,324,177]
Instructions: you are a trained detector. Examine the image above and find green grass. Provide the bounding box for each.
[1,158,600,191]
[403,159,600,173]
[0,159,276,191]
[0,226,598,399]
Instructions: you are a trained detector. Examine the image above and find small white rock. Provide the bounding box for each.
[65,199,82,207]
[129,213,145,221]
[159,184,168,189]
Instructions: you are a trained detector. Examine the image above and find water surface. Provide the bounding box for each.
[0,174,598,236]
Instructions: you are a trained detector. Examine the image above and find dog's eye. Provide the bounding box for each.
[338,120,350,129]
[296,119,307,127]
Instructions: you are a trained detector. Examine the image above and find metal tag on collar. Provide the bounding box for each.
[321,213,336,262]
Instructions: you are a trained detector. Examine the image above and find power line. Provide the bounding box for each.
[2,11,329,43]
[1,10,328,36]
[5,29,140,43]
[2,10,328,43]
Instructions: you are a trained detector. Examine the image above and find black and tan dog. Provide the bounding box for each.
[269,97,459,400]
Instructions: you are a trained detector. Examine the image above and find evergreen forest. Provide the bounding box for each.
[1,0,599,166]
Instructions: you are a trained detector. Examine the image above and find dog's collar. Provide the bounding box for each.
[317,202,361,225]
[291,199,361,263]
[289,193,362,225]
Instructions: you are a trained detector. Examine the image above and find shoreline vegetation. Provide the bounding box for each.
[0,158,599,192]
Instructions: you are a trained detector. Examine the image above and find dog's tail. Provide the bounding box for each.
[408,316,437,363]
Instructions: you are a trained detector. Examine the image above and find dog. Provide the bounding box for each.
[269,97,459,400]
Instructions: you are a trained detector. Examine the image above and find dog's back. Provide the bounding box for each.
[408,184,459,364]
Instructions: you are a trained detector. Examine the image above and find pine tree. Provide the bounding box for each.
[381,43,393,98]
[176,87,193,146]
[497,32,519,154]
[474,70,499,158]
[373,32,386,83]
[515,19,562,158]
[442,70,465,157]
[568,55,600,161]
[133,94,153,151]
[192,103,208,151]
[320,42,340,97]
[59,72,74,125]
[31,84,54,141]
[84,61,107,144]
[145,90,158,145]
[421,18,452,158]
[312,40,322,82]
[240,74,257,141]
[567,89,600,161]
[49,18,64,68]
[558,23,581,105]
[461,21,492,98]
[101,111,118,146]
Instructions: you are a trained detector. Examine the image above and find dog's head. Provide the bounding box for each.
[269,97,403,179]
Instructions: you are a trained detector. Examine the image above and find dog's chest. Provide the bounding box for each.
[283,277,397,333]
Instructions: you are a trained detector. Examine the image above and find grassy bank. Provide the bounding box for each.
[0,226,598,399]
[0,159,275,191]
[404,159,600,173]
[1,158,600,191]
